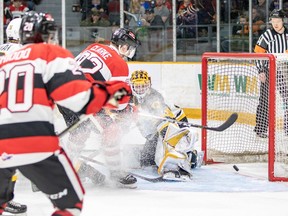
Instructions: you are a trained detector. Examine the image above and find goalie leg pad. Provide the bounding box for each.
[156,147,188,175]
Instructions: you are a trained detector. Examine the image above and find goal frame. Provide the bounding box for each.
[200,52,287,182]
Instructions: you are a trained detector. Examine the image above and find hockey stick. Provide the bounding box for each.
[57,114,103,137]
[138,112,238,132]
[79,155,168,183]
[130,172,166,183]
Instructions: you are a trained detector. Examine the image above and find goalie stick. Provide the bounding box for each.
[139,112,238,132]
[79,155,169,183]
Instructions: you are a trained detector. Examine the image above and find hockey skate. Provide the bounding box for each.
[162,168,192,182]
[3,200,27,215]
[77,162,106,185]
[112,173,137,189]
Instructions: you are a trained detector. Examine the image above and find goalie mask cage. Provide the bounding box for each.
[201,52,288,182]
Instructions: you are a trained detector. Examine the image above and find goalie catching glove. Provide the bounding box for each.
[86,80,132,113]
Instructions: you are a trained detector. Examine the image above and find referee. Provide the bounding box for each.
[254,9,288,138]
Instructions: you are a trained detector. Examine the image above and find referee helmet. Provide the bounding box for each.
[269,9,286,20]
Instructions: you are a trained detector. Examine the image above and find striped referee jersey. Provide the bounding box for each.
[255,27,288,71]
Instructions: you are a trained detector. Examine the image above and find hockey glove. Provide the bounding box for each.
[95,80,132,109]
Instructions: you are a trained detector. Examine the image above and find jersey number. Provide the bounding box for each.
[76,51,103,74]
[0,64,34,112]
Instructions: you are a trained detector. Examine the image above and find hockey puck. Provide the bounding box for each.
[233,165,239,171]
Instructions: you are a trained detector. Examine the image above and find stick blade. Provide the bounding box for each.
[210,112,238,132]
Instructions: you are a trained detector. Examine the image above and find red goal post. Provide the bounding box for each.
[201,52,288,182]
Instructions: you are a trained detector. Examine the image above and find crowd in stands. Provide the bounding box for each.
[4,1,287,30]
[4,0,288,49]
[219,0,288,52]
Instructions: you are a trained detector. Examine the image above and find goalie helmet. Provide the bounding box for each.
[20,11,58,45]
[6,18,22,43]
[130,70,151,101]
[111,28,141,59]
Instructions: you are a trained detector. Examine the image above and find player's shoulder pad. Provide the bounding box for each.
[27,43,75,61]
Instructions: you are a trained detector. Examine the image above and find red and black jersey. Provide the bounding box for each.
[75,43,129,110]
[0,43,108,166]
[75,43,128,82]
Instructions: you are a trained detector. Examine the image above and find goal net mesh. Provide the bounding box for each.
[202,53,288,181]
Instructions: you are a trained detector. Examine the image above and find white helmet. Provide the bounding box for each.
[6,18,22,43]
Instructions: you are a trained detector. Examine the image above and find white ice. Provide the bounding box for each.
[13,125,288,216]
[14,163,288,216]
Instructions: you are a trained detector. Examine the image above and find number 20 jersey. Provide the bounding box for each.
[0,43,107,167]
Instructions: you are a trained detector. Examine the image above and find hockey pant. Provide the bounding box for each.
[0,149,84,216]
[140,133,158,167]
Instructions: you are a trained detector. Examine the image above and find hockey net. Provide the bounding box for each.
[201,52,288,182]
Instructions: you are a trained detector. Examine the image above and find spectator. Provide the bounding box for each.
[80,0,108,21]
[221,9,265,53]
[141,8,164,29]
[251,8,265,37]
[221,14,249,52]
[91,0,108,20]
[80,9,111,26]
[4,0,29,25]
[254,0,269,21]
[283,1,288,14]
[177,0,193,15]
[165,0,172,12]
[269,0,280,12]
[176,4,198,38]
[153,0,171,27]
[230,0,241,21]
[125,0,145,27]
[196,0,215,24]
[107,0,121,26]
[196,0,216,37]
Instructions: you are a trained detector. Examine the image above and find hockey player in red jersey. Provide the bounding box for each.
[0,11,131,216]
[58,28,141,188]
[0,17,28,215]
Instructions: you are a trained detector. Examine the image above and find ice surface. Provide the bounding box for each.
[12,113,288,216]
[14,163,288,216]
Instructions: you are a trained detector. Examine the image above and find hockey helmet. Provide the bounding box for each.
[6,18,22,43]
[269,9,286,20]
[130,70,151,100]
[111,28,141,59]
[19,11,58,45]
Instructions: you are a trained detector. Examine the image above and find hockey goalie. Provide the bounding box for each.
[130,70,202,181]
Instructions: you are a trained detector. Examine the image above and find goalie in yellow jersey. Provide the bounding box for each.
[130,70,201,181]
